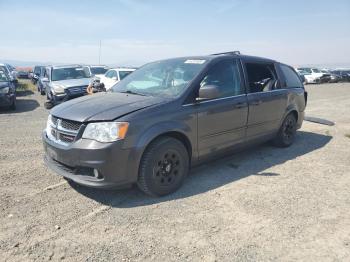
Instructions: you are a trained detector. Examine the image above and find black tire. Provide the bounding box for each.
[273,114,297,147]
[137,137,189,197]
[40,89,46,96]
[9,98,16,111]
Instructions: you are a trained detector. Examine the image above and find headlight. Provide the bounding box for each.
[82,122,129,143]
[0,86,10,94]
[45,114,56,140]
[51,84,65,94]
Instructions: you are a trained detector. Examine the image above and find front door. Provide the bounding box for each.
[196,59,248,157]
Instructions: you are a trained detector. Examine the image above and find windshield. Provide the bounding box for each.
[91,67,108,75]
[312,68,321,73]
[112,58,207,97]
[51,67,89,81]
[0,69,9,81]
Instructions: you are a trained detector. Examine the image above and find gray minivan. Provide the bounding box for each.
[43,52,307,196]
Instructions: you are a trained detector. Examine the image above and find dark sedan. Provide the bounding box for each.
[0,67,16,110]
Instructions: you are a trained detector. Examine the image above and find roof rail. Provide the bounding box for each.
[211,51,241,56]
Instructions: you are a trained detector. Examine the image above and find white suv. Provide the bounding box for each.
[97,68,136,90]
[296,68,324,84]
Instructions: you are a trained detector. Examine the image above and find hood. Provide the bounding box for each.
[51,92,166,122]
[52,78,91,89]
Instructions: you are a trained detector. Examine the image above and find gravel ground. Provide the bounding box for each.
[0,83,349,261]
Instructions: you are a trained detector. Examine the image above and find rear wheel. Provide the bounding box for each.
[137,137,189,197]
[273,113,297,147]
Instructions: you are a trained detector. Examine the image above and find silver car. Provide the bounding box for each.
[43,65,92,106]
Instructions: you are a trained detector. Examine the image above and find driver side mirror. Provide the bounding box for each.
[197,85,220,101]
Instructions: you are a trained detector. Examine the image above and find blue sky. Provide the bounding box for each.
[0,0,349,67]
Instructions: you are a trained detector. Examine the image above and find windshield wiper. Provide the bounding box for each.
[120,90,147,96]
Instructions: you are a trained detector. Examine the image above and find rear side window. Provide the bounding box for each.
[280,64,303,88]
[245,63,277,93]
[200,59,243,98]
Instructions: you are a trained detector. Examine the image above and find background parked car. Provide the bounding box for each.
[32,65,46,84]
[0,66,16,110]
[321,69,340,83]
[0,63,17,84]
[97,68,136,90]
[296,67,325,84]
[37,66,49,95]
[330,69,350,82]
[17,70,30,79]
[43,65,92,106]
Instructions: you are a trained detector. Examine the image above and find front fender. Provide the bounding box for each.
[136,121,191,149]
[125,120,194,183]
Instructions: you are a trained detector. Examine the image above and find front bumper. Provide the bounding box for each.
[42,131,138,189]
[51,87,88,105]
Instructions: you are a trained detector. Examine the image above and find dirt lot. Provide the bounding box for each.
[1,83,350,261]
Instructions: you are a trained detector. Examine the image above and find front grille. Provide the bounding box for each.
[61,119,81,131]
[48,115,83,145]
[66,86,88,95]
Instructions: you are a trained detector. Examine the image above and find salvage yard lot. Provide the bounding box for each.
[1,83,350,261]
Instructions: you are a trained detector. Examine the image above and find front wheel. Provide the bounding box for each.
[273,114,297,147]
[137,137,189,197]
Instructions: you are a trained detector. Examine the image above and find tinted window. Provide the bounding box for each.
[200,59,242,98]
[119,71,133,80]
[280,65,303,88]
[245,63,277,93]
[91,67,108,75]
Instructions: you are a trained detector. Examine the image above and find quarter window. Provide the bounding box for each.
[200,59,243,98]
[280,65,303,88]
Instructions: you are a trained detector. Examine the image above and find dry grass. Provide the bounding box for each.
[17,79,36,92]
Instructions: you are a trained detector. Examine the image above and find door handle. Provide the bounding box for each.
[251,100,262,106]
[235,102,247,109]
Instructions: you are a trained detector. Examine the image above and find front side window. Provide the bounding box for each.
[51,67,89,81]
[105,70,114,78]
[112,58,207,98]
[245,63,277,93]
[280,64,303,88]
[199,59,243,98]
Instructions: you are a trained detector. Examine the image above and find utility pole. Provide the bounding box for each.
[98,40,102,65]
